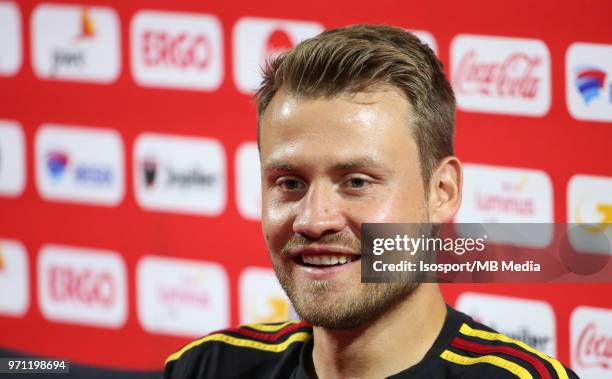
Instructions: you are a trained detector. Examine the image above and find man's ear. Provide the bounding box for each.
[427,157,462,223]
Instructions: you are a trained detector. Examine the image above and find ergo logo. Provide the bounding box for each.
[131,10,223,90]
[38,244,127,328]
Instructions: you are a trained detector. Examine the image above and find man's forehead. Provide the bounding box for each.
[262,89,413,147]
[259,85,417,172]
[263,85,412,124]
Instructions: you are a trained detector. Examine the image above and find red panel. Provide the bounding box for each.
[0,0,610,372]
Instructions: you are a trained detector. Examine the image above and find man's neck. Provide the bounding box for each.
[309,284,447,379]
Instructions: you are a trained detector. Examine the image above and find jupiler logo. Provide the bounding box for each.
[140,158,217,190]
[133,133,226,215]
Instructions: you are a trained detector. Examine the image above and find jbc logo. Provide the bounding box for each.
[141,31,212,69]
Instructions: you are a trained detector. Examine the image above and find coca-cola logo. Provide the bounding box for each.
[575,322,612,370]
[49,265,116,306]
[454,50,541,98]
[142,30,212,69]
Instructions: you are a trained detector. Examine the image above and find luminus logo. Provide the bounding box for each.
[47,151,69,180]
[575,66,607,105]
[475,175,534,218]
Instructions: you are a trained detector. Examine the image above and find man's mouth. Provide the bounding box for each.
[286,247,361,279]
[298,253,360,267]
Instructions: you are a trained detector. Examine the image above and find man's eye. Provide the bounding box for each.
[278,179,304,191]
[346,177,369,189]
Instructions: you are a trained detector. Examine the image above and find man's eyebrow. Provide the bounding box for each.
[331,157,387,171]
[262,157,388,173]
[262,161,296,173]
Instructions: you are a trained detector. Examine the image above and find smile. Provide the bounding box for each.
[286,246,362,279]
[300,253,357,266]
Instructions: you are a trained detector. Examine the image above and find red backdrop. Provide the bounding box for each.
[1,0,611,378]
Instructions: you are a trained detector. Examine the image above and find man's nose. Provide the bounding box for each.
[293,182,346,239]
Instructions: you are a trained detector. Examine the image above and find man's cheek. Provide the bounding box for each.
[264,201,294,227]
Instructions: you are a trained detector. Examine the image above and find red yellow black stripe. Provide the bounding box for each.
[440,350,534,379]
[455,323,569,379]
[451,336,551,379]
[165,321,311,364]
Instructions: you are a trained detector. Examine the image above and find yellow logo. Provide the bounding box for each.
[0,247,5,272]
[501,175,529,193]
[250,296,290,323]
[575,199,612,233]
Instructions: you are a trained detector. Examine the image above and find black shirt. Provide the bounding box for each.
[163,305,579,378]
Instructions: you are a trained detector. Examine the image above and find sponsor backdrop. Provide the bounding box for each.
[0,0,611,377]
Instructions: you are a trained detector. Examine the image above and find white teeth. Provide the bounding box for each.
[302,254,354,266]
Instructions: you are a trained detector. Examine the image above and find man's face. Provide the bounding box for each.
[259,86,428,328]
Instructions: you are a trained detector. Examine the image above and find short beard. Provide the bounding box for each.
[273,261,420,329]
[271,210,429,329]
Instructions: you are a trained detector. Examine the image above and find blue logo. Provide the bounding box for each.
[74,165,113,185]
[47,151,69,180]
[46,150,113,186]
[575,65,607,104]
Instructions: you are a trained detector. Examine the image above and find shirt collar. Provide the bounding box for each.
[292,304,463,379]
